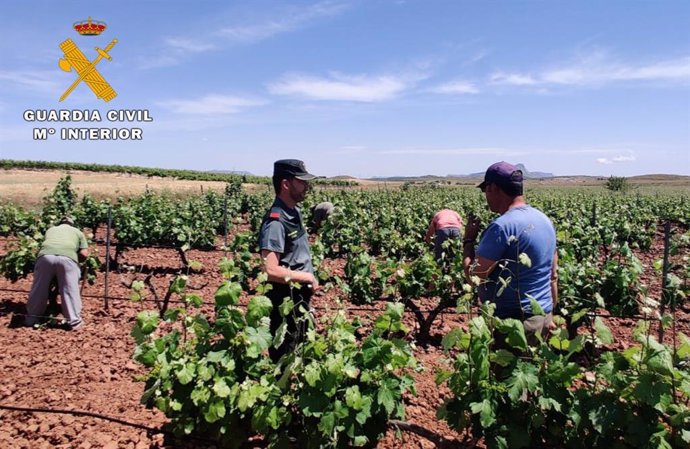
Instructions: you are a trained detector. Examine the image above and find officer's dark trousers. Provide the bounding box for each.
[267,283,312,363]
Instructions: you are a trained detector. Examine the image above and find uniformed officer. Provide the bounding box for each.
[259,159,320,362]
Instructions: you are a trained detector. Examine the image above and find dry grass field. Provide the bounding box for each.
[0,169,405,206]
[0,169,230,207]
[1,168,688,208]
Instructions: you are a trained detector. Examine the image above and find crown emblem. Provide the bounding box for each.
[73,17,106,36]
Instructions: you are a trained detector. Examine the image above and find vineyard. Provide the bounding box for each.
[0,159,355,187]
[0,175,689,449]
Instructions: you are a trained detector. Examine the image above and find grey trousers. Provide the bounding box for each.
[493,313,554,352]
[434,227,460,261]
[523,312,554,345]
[26,255,82,326]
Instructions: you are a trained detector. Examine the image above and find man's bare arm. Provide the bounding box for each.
[425,222,435,244]
[550,250,559,309]
[261,249,318,290]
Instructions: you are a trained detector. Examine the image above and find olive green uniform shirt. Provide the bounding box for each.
[38,224,88,263]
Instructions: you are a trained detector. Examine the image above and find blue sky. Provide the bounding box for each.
[1,0,688,178]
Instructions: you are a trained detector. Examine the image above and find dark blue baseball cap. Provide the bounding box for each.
[477,161,523,194]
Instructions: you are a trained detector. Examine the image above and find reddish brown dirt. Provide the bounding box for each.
[0,228,688,449]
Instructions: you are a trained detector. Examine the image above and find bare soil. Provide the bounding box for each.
[0,238,469,449]
[0,223,688,448]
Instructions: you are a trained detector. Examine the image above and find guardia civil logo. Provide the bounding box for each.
[58,17,118,102]
[25,16,153,141]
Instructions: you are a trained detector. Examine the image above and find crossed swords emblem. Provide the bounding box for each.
[58,38,118,102]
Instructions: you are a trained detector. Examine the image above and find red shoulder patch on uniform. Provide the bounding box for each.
[270,212,280,219]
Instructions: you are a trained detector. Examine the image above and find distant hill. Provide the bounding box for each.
[627,174,690,185]
[372,163,554,181]
[369,174,453,182]
[448,163,554,179]
[629,174,689,181]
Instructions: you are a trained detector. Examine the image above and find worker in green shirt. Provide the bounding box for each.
[25,216,89,330]
[309,201,334,232]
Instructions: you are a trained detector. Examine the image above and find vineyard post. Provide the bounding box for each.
[658,221,671,343]
[591,202,597,226]
[223,192,228,258]
[661,220,680,412]
[104,205,112,311]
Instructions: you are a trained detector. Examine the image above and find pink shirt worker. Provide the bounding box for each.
[425,209,463,261]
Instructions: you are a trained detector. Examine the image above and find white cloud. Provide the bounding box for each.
[138,55,181,70]
[140,36,217,67]
[430,80,479,94]
[612,154,636,162]
[0,70,61,93]
[465,50,489,66]
[489,72,537,86]
[490,51,690,88]
[157,94,266,115]
[622,58,690,81]
[143,1,349,69]
[216,21,288,43]
[164,38,216,53]
[269,72,418,102]
[216,1,348,42]
[596,153,636,164]
[377,147,527,156]
[546,55,690,85]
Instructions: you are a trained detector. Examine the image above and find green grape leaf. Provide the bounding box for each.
[495,318,528,351]
[594,317,614,345]
[203,399,226,423]
[246,325,272,358]
[377,382,396,415]
[213,378,231,398]
[136,310,159,335]
[470,399,496,428]
[246,295,272,327]
[215,281,242,307]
